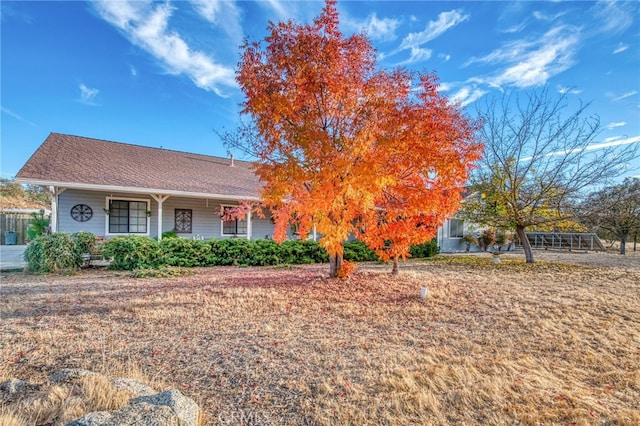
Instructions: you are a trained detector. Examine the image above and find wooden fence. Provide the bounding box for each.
[0,213,32,245]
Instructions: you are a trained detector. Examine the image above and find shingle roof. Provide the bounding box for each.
[16,133,261,199]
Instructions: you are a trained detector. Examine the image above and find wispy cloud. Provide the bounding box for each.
[398,47,432,65]
[93,0,236,96]
[345,12,399,42]
[449,85,487,107]
[391,9,468,64]
[78,84,100,105]
[502,22,526,34]
[613,42,629,54]
[467,25,580,89]
[521,136,640,161]
[613,90,638,101]
[605,121,626,130]
[557,86,582,95]
[399,9,469,51]
[590,0,634,34]
[190,0,243,44]
[1,106,37,127]
[260,0,289,21]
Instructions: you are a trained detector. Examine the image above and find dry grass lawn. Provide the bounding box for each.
[1,251,639,425]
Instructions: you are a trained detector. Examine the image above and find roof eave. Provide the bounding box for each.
[14,178,261,201]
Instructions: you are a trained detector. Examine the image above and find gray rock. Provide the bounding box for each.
[131,390,200,426]
[66,402,179,426]
[111,378,156,397]
[0,378,32,394]
[49,368,99,384]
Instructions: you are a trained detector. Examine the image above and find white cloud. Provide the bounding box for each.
[358,13,400,42]
[613,42,629,54]
[449,86,487,107]
[590,0,634,34]
[398,47,432,65]
[79,84,99,105]
[606,121,626,130]
[130,65,138,77]
[583,136,640,151]
[521,136,640,161]
[557,86,582,95]
[399,9,469,51]
[502,22,526,34]
[1,106,37,127]
[190,0,243,44]
[438,53,451,62]
[532,10,567,22]
[190,0,221,22]
[260,0,290,21]
[613,90,638,101]
[93,0,236,96]
[468,25,580,89]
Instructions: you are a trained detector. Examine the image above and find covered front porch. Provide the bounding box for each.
[48,187,274,242]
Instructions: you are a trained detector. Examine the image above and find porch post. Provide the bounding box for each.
[246,211,252,240]
[48,186,66,233]
[150,194,170,241]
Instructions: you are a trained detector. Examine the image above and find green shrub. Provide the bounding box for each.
[162,229,178,239]
[26,209,50,241]
[279,240,329,264]
[102,235,163,270]
[251,239,283,266]
[161,238,211,267]
[24,233,82,273]
[409,239,440,258]
[72,231,96,255]
[343,240,378,262]
[301,240,330,263]
[208,238,255,266]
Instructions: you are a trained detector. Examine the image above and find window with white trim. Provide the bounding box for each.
[221,206,247,235]
[449,219,464,238]
[108,199,149,234]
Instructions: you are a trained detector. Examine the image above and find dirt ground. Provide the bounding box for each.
[1,249,639,425]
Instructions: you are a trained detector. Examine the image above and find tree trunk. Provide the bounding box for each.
[515,225,534,263]
[633,232,637,252]
[329,253,343,278]
[391,256,399,275]
[619,233,627,255]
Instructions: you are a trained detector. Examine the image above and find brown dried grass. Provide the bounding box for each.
[1,251,639,425]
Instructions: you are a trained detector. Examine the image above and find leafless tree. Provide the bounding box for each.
[578,178,640,255]
[461,86,638,263]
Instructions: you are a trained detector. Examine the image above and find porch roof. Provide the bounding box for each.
[16,133,262,200]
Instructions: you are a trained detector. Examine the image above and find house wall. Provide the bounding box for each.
[437,218,483,253]
[57,189,274,240]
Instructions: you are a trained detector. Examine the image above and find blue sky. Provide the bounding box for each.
[2,0,639,180]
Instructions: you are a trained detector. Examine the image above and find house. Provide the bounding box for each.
[16,132,471,251]
[16,133,274,241]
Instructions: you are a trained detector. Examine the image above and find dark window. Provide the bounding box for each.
[449,219,464,238]
[175,209,193,233]
[108,200,148,234]
[222,206,247,235]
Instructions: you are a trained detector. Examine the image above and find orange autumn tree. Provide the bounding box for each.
[236,0,481,278]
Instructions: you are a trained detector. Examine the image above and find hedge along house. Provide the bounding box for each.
[15,133,276,241]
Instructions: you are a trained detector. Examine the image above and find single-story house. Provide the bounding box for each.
[16,132,471,251]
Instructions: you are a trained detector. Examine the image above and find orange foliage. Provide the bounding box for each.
[237,0,482,276]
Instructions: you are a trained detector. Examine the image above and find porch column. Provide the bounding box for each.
[48,186,66,233]
[246,211,252,240]
[312,225,317,241]
[150,194,170,241]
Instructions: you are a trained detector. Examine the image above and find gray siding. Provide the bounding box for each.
[437,218,482,253]
[57,190,275,240]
